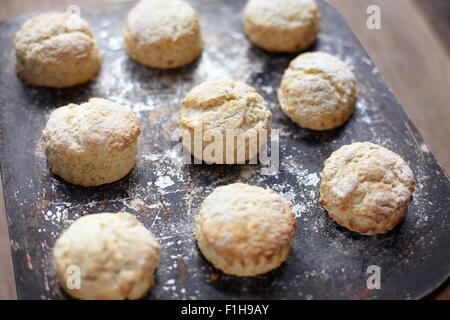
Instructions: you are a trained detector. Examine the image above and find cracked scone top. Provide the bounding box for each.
[180,79,272,164]
[125,0,203,69]
[195,183,296,276]
[53,212,160,300]
[320,142,415,235]
[43,98,141,187]
[278,51,357,130]
[243,0,320,52]
[14,12,101,88]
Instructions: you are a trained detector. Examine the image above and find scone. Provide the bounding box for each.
[243,0,320,53]
[53,212,160,300]
[14,12,101,88]
[180,79,272,164]
[278,51,357,130]
[195,183,296,276]
[320,142,415,235]
[124,0,203,69]
[43,98,141,187]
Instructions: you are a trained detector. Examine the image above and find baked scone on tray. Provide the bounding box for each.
[43,98,141,187]
[320,142,415,235]
[14,12,101,88]
[244,0,320,53]
[125,0,203,69]
[278,51,357,131]
[195,183,296,276]
[180,79,272,164]
[53,212,160,300]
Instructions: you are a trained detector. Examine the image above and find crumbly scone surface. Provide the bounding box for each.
[243,0,320,52]
[14,13,93,52]
[196,183,296,264]
[125,0,199,44]
[320,142,415,234]
[278,51,357,130]
[244,0,319,28]
[14,12,101,87]
[53,212,160,300]
[43,98,140,156]
[181,79,271,133]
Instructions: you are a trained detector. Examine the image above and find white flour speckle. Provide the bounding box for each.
[420,143,430,153]
[155,176,175,189]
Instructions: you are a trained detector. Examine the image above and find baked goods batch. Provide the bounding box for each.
[12,0,415,299]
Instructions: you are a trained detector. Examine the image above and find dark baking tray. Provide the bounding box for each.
[0,0,449,300]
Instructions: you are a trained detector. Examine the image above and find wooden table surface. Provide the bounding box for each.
[0,0,448,300]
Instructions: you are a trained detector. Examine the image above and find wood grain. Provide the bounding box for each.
[412,0,450,55]
[0,0,448,300]
[0,176,17,299]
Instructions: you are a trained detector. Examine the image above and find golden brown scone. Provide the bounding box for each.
[243,0,320,53]
[278,51,357,130]
[53,212,160,300]
[320,142,415,235]
[195,183,296,276]
[43,98,141,187]
[124,0,203,69]
[180,79,272,164]
[13,12,101,88]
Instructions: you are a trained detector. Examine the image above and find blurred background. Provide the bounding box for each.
[0,0,449,300]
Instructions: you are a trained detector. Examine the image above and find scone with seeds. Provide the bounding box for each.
[53,212,160,300]
[320,142,415,235]
[195,183,296,276]
[278,51,357,130]
[180,79,272,164]
[43,98,141,187]
[14,12,101,88]
[243,0,320,53]
[125,0,203,69]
